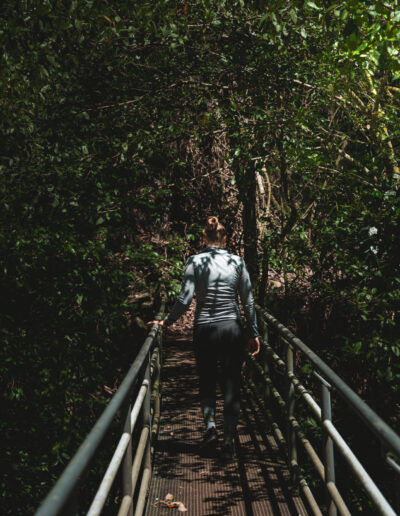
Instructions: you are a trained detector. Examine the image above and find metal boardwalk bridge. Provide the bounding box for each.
[36,302,400,516]
[146,338,305,516]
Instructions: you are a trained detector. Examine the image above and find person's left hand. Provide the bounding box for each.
[146,320,165,328]
[248,337,260,356]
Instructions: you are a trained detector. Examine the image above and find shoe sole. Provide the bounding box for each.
[199,437,218,450]
[221,444,235,461]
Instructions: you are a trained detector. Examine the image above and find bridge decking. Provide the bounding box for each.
[145,338,307,516]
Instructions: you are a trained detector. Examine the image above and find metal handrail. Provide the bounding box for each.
[259,307,400,459]
[244,305,400,516]
[35,300,165,516]
[34,297,400,515]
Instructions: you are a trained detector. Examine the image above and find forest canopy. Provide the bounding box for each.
[1,0,399,513]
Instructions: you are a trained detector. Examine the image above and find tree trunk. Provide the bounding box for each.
[258,242,269,306]
[236,163,258,284]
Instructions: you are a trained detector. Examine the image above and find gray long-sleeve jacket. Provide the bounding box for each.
[164,246,259,337]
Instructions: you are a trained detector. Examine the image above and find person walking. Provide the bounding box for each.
[147,216,260,459]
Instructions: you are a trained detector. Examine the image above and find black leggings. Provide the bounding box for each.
[193,319,245,425]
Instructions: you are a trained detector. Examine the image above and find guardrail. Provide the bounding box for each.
[35,301,165,516]
[244,305,400,516]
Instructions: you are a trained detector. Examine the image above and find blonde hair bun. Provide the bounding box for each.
[203,216,226,244]
[207,216,219,230]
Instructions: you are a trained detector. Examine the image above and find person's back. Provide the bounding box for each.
[164,245,258,338]
[184,247,257,339]
[192,246,242,324]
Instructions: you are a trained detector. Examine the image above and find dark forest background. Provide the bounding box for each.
[1,0,400,513]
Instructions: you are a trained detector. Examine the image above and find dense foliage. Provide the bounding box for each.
[1,0,399,513]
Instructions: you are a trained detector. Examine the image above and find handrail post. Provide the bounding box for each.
[262,321,271,404]
[134,353,152,516]
[319,374,337,516]
[386,454,400,514]
[122,402,133,516]
[143,354,152,463]
[285,341,297,483]
[151,331,162,451]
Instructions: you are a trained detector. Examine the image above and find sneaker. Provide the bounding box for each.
[199,426,218,449]
[221,441,234,461]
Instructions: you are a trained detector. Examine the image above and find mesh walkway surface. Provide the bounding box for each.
[145,338,308,516]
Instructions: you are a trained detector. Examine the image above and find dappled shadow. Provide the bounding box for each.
[145,339,307,515]
[167,247,256,337]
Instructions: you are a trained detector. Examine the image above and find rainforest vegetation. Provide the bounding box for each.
[1,0,400,513]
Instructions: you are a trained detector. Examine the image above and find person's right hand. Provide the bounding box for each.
[146,320,165,328]
[248,337,260,356]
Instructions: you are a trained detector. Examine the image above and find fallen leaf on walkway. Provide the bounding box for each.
[160,501,187,511]
[154,493,187,512]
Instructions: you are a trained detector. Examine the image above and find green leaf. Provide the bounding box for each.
[306,1,321,10]
[259,12,269,27]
